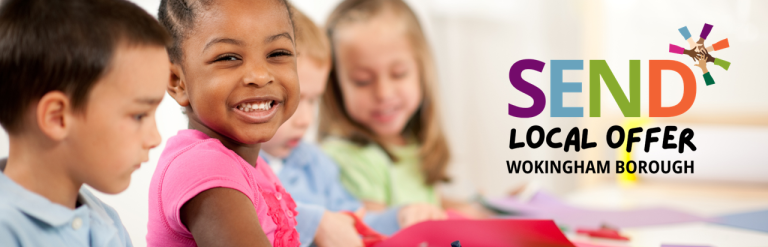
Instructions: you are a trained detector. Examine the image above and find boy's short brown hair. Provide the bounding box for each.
[291,5,331,67]
[0,0,170,134]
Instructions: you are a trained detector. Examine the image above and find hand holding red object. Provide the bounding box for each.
[342,211,388,247]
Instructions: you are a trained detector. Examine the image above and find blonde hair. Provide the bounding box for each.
[320,0,450,185]
[291,4,331,67]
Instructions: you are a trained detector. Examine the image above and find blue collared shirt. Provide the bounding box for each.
[0,160,133,247]
[262,142,400,247]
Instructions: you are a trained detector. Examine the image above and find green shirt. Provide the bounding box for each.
[322,138,439,207]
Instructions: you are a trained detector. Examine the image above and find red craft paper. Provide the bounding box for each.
[572,242,617,247]
[374,219,576,247]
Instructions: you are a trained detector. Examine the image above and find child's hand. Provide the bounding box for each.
[315,211,363,247]
[694,51,709,74]
[447,202,494,219]
[683,49,699,62]
[695,38,706,52]
[362,201,388,212]
[354,207,366,219]
[398,203,447,228]
[441,196,494,219]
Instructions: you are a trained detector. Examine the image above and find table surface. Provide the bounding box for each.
[562,179,768,247]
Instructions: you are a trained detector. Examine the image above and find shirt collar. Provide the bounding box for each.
[260,142,313,169]
[284,141,312,168]
[0,171,76,227]
[260,151,280,165]
[0,161,112,228]
[78,186,115,226]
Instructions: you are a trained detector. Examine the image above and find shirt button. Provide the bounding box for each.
[275,192,282,200]
[72,217,83,230]
[285,210,293,218]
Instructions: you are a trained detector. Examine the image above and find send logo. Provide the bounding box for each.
[507,23,732,119]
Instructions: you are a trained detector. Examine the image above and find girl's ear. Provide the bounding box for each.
[36,91,71,141]
[167,62,190,106]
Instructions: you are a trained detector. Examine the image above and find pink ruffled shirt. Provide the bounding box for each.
[147,129,299,247]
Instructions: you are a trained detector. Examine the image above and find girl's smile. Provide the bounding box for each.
[370,103,404,124]
[232,96,281,124]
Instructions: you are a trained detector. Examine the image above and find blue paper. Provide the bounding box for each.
[716,209,768,233]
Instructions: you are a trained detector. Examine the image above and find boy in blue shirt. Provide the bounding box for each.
[0,0,170,246]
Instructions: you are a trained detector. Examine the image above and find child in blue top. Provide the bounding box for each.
[261,143,400,246]
[260,6,439,247]
[0,0,170,246]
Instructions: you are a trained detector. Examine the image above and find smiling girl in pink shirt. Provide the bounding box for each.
[147,0,300,246]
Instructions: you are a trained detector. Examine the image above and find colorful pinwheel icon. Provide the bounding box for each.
[668,23,730,86]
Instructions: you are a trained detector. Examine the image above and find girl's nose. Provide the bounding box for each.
[374,77,395,101]
[244,61,273,87]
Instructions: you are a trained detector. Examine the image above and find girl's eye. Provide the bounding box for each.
[268,50,293,58]
[353,80,372,87]
[393,70,408,79]
[213,55,240,62]
[133,113,148,122]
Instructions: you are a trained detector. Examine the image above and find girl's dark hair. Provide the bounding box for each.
[158,0,294,64]
[0,0,171,134]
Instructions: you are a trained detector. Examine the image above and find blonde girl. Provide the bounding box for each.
[321,0,486,223]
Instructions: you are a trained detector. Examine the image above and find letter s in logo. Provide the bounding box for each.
[508,59,546,118]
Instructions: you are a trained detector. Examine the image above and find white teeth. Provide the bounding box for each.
[238,101,272,112]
